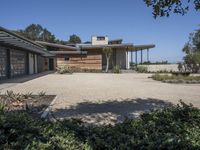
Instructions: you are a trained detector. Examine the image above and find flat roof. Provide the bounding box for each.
[133,44,155,51]
[50,51,87,55]
[36,41,79,51]
[79,43,134,49]
[0,26,53,56]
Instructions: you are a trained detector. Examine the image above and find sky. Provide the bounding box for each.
[0,0,199,63]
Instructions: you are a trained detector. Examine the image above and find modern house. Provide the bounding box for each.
[36,36,155,71]
[0,26,155,80]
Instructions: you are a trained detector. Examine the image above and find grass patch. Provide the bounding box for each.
[1,101,200,149]
[152,74,200,83]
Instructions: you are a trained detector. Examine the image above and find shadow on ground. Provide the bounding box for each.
[51,98,172,124]
[0,71,54,84]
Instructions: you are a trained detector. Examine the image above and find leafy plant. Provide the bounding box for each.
[56,66,72,74]
[112,65,121,74]
[22,92,33,99]
[38,91,46,97]
[137,66,148,73]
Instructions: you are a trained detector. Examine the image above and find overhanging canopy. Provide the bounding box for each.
[0,26,54,57]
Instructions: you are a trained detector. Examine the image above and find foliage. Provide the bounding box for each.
[1,101,200,149]
[144,0,200,18]
[38,91,46,97]
[137,66,148,73]
[143,60,168,65]
[15,24,56,43]
[14,24,82,45]
[112,65,121,74]
[152,73,200,83]
[56,66,72,74]
[102,47,113,73]
[68,34,82,44]
[182,26,200,73]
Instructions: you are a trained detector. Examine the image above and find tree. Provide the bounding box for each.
[144,0,200,18]
[68,34,81,44]
[103,47,113,73]
[15,24,56,43]
[182,26,200,73]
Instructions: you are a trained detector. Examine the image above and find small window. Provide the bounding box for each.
[64,57,70,61]
[97,36,105,41]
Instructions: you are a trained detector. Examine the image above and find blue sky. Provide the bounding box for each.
[0,0,199,63]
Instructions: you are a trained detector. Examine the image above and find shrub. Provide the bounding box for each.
[1,101,200,149]
[56,66,72,74]
[112,65,121,73]
[137,66,148,73]
[152,73,200,83]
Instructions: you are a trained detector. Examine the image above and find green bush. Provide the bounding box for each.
[137,66,148,73]
[152,73,200,82]
[112,65,121,73]
[1,101,200,149]
[56,66,72,74]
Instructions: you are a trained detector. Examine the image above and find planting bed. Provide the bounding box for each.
[0,92,55,117]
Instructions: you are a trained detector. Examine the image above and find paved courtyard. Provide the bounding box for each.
[1,72,200,124]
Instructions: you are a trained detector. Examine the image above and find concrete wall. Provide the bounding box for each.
[116,49,127,69]
[91,36,108,45]
[139,64,179,72]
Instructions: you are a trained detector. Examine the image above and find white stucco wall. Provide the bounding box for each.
[139,64,179,72]
[29,53,34,74]
[91,36,108,45]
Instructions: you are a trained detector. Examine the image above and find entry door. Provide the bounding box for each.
[49,58,54,70]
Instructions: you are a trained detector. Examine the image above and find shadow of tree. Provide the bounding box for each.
[51,98,172,124]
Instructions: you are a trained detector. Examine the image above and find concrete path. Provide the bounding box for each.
[1,73,200,124]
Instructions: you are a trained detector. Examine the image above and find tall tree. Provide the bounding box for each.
[103,47,113,73]
[68,34,81,44]
[144,0,200,18]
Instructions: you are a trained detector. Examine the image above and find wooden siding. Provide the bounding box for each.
[56,49,102,70]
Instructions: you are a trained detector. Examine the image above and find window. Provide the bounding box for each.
[97,36,105,41]
[64,57,70,61]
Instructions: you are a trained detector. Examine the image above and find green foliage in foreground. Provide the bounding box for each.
[1,102,200,149]
[152,74,200,82]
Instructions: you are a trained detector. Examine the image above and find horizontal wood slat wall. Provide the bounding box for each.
[56,50,102,70]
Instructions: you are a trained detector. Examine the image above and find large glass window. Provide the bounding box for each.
[0,47,7,80]
[10,49,26,78]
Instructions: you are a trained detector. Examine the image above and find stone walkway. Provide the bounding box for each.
[1,72,200,124]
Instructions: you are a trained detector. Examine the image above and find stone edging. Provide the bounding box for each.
[41,95,58,118]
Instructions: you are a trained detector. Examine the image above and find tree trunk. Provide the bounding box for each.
[106,57,109,73]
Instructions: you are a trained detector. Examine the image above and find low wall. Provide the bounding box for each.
[139,64,179,72]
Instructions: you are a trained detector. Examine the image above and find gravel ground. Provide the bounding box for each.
[0,73,200,124]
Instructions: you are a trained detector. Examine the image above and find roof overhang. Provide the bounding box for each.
[133,44,155,51]
[80,43,134,49]
[36,41,79,51]
[0,26,54,57]
[50,51,87,55]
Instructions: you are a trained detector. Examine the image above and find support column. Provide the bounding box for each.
[135,51,137,66]
[6,49,11,79]
[131,50,133,63]
[141,49,143,64]
[147,48,149,62]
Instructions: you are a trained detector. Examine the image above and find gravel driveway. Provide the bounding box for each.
[1,73,200,124]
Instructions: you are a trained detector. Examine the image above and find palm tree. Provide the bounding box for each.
[103,47,113,73]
